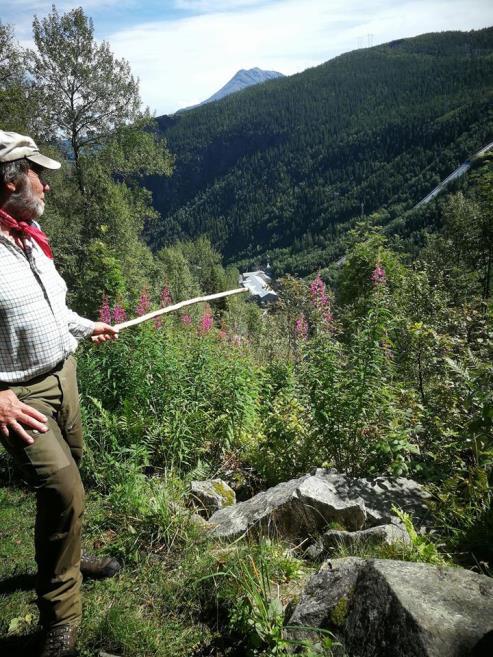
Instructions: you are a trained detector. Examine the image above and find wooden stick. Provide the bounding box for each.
[114,287,248,331]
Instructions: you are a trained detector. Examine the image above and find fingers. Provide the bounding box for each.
[0,391,48,446]
[9,421,35,445]
[17,411,49,433]
[20,403,48,425]
[91,332,118,345]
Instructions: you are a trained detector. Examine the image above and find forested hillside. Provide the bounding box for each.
[146,28,493,274]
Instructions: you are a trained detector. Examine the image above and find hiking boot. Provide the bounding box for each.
[39,624,78,657]
[80,553,121,579]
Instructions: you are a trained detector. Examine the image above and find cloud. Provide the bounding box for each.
[174,0,271,10]
[2,0,126,42]
[106,0,493,115]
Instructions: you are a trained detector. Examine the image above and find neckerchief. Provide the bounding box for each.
[0,208,53,259]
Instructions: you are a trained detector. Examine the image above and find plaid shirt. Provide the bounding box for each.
[0,228,95,384]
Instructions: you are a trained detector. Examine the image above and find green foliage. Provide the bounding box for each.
[209,540,337,656]
[392,508,448,565]
[252,362,311,485]
[78,315,263,475]
[0,22,32,134]
[29,6,140,173]
[300,284,419,477]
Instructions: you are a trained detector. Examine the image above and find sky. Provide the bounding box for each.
[2,0,493,115]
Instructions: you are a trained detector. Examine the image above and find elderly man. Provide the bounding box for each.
[0,130,119,657]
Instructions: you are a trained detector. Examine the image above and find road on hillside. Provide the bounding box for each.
[415,140,493,208]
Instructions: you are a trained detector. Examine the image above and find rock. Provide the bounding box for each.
[189,479,236,518]
[345,559,493,657]
[287,557,365,643]
[311,469,431,528]
[208,470,430,541]
[287,557,493,657]
[208,474,367,540]
[305,524,411,560]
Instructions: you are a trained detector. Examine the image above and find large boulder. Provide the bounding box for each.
[287,558,493,657]
[208,470,430,541]
[208,475,367,540]
[310,468,431,528]
[189,479,236,518]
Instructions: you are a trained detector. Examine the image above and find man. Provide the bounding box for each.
[0,130,120,657]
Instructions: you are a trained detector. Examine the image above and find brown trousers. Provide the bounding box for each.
[0,356,84,628]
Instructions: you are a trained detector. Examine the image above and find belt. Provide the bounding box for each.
[0,358,67,389]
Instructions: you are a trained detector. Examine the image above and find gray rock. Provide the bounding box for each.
[288,557,493,657]
[189,479,236,518]
[287,557,365,643]
[312,469,431,528]
[345,559,493,657]
[208,470,430,541]
[208,474,366,540]
[306,524,411,560]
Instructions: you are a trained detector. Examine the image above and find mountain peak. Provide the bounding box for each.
[181,67,284,112]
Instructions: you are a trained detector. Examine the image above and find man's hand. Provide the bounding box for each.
[0,389,49,445]
[91,321,119,345]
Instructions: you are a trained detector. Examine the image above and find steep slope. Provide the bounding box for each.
[146,28,493,274]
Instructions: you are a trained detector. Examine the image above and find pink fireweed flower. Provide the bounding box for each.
[136,288,151,316]
[112,304,127,324]
[98,294,112,324]
[371,265,386,285]
[181,313,192,325]
[199,311,214,333]
[218,329,228,340]
[295,314,308,339]
[160,286,172,307]
[323,310,334,324]
[310,274,329,308]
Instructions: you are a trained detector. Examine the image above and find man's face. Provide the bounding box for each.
[4,164,50,222]
[26,164,50,218]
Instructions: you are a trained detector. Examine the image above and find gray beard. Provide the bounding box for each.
[3,179,45,222]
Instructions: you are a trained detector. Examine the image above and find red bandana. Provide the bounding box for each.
[0,208,53,259]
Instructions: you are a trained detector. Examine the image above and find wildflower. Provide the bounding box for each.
[371,265,386,285]
[112,303,126,324]
[218,329,228,340]
[199,311,214,333]
[181,314,192,325]
[160,286,172,307]
[310,273,329,308]
[323,310,333,324]
[295,314,308,339]
[98,294,111,324]
[136,288,151,316]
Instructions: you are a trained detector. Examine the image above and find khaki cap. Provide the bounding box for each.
[0,130,61,169]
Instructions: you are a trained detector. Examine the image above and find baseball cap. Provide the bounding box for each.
[0,130,61,170]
